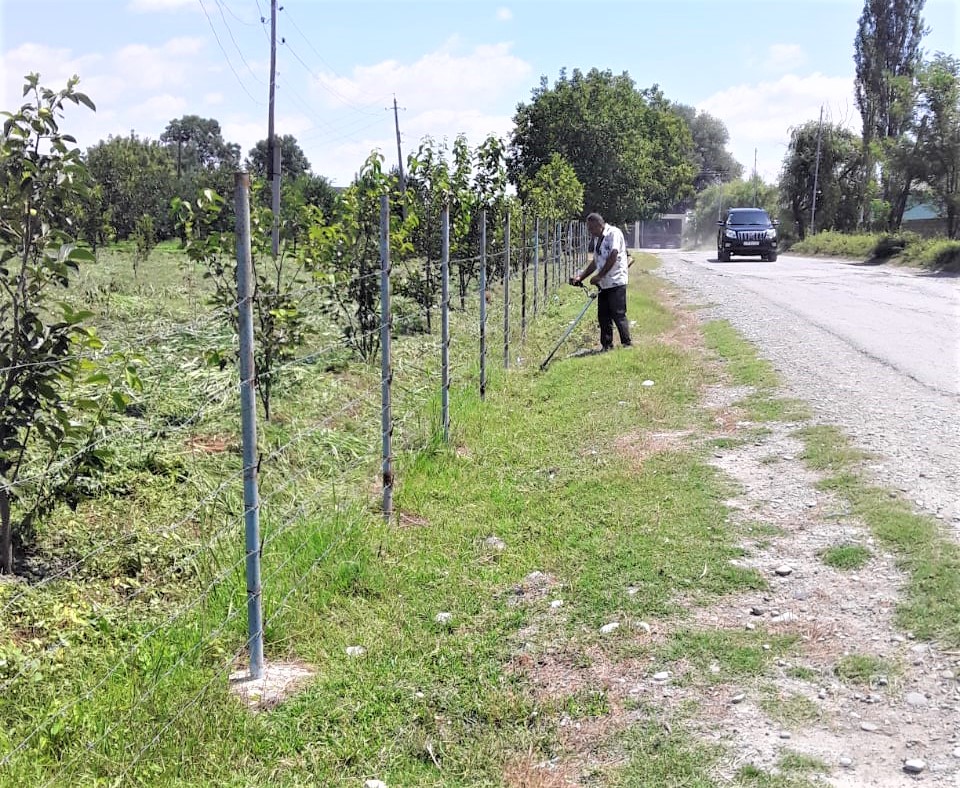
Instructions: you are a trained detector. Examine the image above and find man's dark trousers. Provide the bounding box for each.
[597,284,631,350]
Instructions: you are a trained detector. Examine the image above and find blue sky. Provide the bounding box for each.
[1,0,956,189]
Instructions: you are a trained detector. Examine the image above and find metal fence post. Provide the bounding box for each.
[521,214,527,341]
[543,220,549,303]
[379,195,394,519]
[503,212,511,369]
[234,172,264,680]
[479,208,487,400]
[533,217,540,316]
[441,202,450,443]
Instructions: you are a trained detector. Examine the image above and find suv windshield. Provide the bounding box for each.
[727,210,770,226]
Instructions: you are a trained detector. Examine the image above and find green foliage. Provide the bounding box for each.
[854,0,927,230]
[174,186,312,420]
[672,103,744,190]
[779,121,863,238]
[0,74,138,573]
[306,152,402,362]
[132,214,156,278]
[247,134,311,180]
[521,152,584,222]
[160,115,240,177]
[84,133,178,240]
[510,69,696,224]
[915,54,960,238]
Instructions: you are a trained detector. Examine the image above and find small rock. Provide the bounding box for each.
[772,612,798,624]
[709,663,721,675]
[435,612,453,625]
[637,621,652,634]
[346,646,366,658]
[652,671,670,682]
[877,676,889,686]
[905,692,928,707]
[818,690,827,699]
[600,622,620,634]
[641,380,655,387]
[550,599,564,609]
[484,536,506,552]
[627,586,640,596]
[774,566,794,577]
[860,722,879,732]
[903,759,926,774]
[365,781,388,788]
[952,747,960,759]
[731,693,746,704]
[839,756,853,768]
[941,670,955,680]
[745,622,756,631]
[750,606,766,616]
[779,731,791,739]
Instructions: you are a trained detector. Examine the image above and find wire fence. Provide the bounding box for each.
[0,177,592,782]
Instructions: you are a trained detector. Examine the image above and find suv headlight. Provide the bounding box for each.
[725,229,737,238]
[765,229,777,239]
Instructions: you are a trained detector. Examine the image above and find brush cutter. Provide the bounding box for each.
[539,281,598,371]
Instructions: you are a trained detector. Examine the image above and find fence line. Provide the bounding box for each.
[0,185,589,781]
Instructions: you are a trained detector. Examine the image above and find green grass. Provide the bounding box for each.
[797,425,960,646]
[0,251,773,786]
[657,630,794,683]
[834,654,893,686]
[703,321,779,389]
[820,544,872,570]
[760,691,822,728]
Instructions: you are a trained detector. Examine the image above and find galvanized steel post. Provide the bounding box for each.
[441,202,450,443]
[234,173,264,680]
[479,209,487,400]
[379,195,394,519]
[503,212,511,369]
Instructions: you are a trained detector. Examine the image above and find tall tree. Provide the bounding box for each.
[673,104,744,191]
[160,115,240,177]
[509,69,696,224]
[854,0,927,228]
[247,134,311,179]
[779,120,863,239]
[85,133,177,239]
[915,54,960,238]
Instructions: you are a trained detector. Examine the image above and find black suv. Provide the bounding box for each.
[717,208,778,262]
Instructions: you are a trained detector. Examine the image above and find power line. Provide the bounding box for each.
[197,0,266,106]
[213,0,266,84]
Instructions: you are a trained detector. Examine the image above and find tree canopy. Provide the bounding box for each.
[509,68,696,224]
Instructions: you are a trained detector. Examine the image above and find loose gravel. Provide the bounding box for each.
[653,252,960,533]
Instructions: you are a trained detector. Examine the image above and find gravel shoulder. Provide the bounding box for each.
[651,251,960,531]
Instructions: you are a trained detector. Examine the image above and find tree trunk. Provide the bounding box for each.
[0,488,12,574]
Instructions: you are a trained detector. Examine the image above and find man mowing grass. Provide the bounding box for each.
[570,212,632,351]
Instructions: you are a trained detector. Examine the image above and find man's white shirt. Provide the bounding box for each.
[594,224,629,289]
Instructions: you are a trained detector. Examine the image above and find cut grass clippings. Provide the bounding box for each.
[0,254,775,787]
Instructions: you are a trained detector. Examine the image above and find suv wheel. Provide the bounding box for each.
[768,252,778,262]
[718,249,731,262]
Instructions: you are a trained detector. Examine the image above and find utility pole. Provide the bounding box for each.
[753,148,758,206]
[267,0,280,256]
[810,105,824,236]
[389,96,407,217]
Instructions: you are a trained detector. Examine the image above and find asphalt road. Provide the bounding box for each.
[653,250,960,529]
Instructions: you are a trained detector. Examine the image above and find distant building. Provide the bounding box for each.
[901,203,946,237]
[623,213,687,249]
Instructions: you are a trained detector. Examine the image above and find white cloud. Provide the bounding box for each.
[127,0,195,12]
[204,92,225,105]
[130,94,188,125]
[766,44,806,72]
[496,7,513,21]
[311,39,531,113]
[698,72,859,181]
